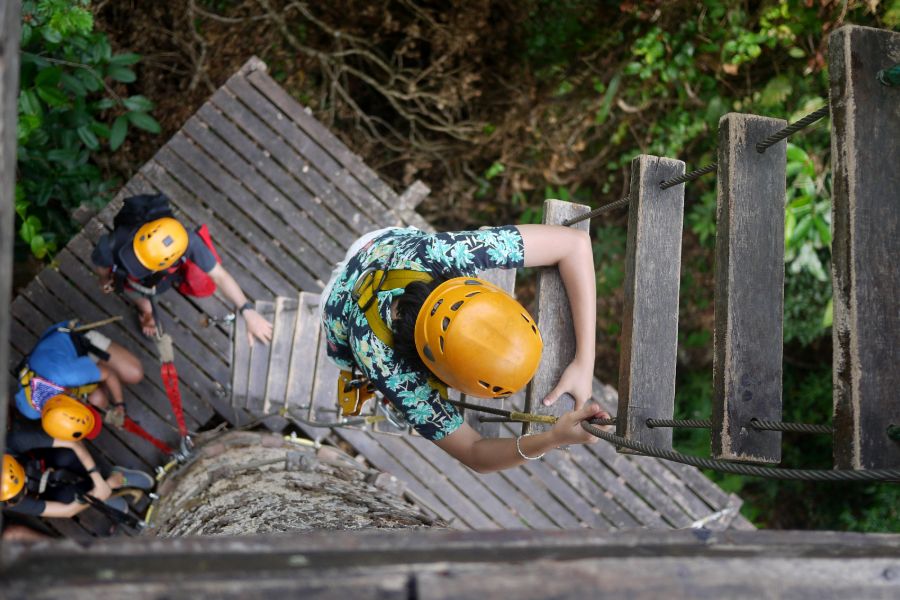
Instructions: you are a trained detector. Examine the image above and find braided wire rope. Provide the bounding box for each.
[581,420,900,482]
[562,196,631,226]
[755,104,830,153]
[659,161,718,190]
[646,418,711,429]
[645,418,832,434]
[750,419,832,434]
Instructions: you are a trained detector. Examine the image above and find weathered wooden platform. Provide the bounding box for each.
[8,57,751,537]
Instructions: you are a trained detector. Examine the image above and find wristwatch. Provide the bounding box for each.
[239,301,255,315]
[86,466,99,474]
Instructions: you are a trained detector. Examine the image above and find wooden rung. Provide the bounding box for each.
[244,300,275,414]
[285,292,323,419]
[310,328,341,430]
[524,199,592,434]
[711,114,786,464]
[828,25,900,469]
[617,155,685,452]
[264,297,299,415]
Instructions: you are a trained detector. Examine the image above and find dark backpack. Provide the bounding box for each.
[112,193,174,231]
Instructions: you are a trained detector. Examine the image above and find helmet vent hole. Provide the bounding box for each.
[450,301,464,311]
[464,280,482,286]
[441,317,450,331]
[465,291,481,297]
[492,386,504,394]
[430,299,443,316]
[478,380,490,389]
[498,391,512,398]
[423,345,436,362]
[531,325,538,334]
[439,336,445,352]
[521,313,530,322]
[72,432,82,439]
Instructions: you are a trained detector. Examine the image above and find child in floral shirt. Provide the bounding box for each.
[321,225,609,472]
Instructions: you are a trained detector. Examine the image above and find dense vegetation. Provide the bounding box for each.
[14,0,899,530]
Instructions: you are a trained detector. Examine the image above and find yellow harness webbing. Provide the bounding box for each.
[18,369,99,406]
[337,267,450,415]
[352,268,433,347]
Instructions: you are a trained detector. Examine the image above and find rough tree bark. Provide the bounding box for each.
[149,431,444,537]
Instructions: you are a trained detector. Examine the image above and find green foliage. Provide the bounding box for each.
[17,0,160,259]
[591,224,626,297]
[784,262,832,347]
[673,364,900,531]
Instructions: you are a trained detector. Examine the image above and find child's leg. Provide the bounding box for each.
[126,292,158,337]
[101,341,144,385]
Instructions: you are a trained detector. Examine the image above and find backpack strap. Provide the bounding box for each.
[351,268,433,347]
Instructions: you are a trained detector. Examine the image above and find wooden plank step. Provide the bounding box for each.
[205,88,371,245]
[617,155,685,452]
[164,133,323,290]
[265,297,299,416]
[828,25,900,470]
[284,292,322,418]
[712,114,786,464]
[184,108,346,266]
[244,301,275,414]
[524,200,592,434]
[231,305,250,410]
[246,69,401,214]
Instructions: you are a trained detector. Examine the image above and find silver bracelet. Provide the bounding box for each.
[515,434,545,461]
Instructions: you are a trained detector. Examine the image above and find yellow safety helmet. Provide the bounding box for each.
[414,277,543,399]
[131,217,189,273]
[41,394,102,441]
[1,454,26,502]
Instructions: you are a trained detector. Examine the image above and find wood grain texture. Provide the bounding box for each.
[285,292,322,417]
[245,301,275,413]
[828,25,900,469]
[0,0,20,464]
[524,200,591,434]
[265,297,298,414]
[617,156,685,451]
[711,113,787,463]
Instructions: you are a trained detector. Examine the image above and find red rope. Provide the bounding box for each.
[123,416,174,454]
[160,362,188,437]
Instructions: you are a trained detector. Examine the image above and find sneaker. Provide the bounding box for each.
[104,496,129,513]
[111,466,155,491]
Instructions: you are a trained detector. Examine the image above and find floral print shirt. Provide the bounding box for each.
[321,226,525,441]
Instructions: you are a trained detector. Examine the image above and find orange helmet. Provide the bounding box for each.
[132,217,189,272]
[414,277,543,398]
[41,395,102,441]
[1,455,26,502]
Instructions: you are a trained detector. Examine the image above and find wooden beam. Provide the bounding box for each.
[711,114,787,463]
[616,156,685,451]
[523,200,591,434]
[0,0,21,481]
[828,25,900,469]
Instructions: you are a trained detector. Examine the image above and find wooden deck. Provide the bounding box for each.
[8,57,752,537]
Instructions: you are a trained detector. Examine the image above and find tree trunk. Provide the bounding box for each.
[149,431,443,536]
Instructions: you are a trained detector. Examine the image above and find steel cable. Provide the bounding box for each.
[659,162,718,190]
[581,419,900,482]
[562,196,631,226]
[755,105,830,153]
